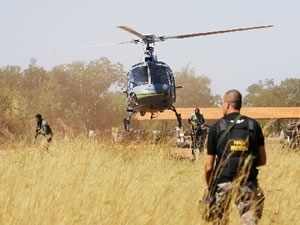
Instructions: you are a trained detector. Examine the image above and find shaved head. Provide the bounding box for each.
[224,89,242,110]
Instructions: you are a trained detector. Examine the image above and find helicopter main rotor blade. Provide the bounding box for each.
[117,26,145,39]
[118,39,141,45]
[162,25,273,40]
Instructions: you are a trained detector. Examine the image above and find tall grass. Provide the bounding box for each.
[0,136,299,225]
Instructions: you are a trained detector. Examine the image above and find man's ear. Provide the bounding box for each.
[225,101,230,110]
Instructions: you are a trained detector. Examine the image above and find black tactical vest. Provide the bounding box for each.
[216,117,256,183]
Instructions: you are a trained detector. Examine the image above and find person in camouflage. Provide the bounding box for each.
[204,89,266,225]
[188,107,206,158]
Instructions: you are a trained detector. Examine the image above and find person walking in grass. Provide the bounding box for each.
[35,113,53,150]
[204,89,267,225]
[188,107,206,159]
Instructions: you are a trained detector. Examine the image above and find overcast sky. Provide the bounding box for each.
[1,0,299,96]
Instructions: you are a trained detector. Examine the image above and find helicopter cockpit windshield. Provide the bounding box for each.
[148,63,172,85]
[129,62,173,88]
[129,65,148,87]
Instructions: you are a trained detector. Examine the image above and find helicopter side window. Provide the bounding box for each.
[129,66,148,87]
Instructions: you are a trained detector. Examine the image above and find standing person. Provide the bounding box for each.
[279,129,285,144]
[188,107,206,158]
[35,114,53,150]
[204,89,266,224]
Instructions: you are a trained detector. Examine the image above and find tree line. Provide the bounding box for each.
[0,57,299,141]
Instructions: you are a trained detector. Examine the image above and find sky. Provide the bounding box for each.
[1,0,299,96]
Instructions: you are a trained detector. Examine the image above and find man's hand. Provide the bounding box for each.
[34,131,43,143]
[34,133,39,144]
[204,186,210,197]
[35,132,40,138]
[190,121,197,126]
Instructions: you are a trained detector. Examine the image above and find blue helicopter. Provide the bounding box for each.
[117,25,273,131]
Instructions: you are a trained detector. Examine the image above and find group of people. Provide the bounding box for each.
[190,89,266,225]
[34,89,266,224]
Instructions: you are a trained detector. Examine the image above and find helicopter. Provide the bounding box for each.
[117,25,273,131]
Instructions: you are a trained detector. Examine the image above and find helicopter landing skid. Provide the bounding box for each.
[123,118,130,131]
[169,106,182,129]
[124,110,136,131]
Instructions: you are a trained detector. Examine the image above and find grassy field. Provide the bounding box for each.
[0,135,299,225]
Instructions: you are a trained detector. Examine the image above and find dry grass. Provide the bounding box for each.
[0,136,299,225]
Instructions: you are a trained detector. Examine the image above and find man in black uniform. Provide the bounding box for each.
[204,89,266,224]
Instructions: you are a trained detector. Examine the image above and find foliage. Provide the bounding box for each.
[1,58,299,140]
[174,65,220,107]
[277,78,300,106]
[0,57,126,139]
[244,78,300,107]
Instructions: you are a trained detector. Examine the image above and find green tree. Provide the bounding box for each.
[174,65,219,107]
[0,65,31,138]
[49,58,126,132]
[244,78,300,107]
[277,78,300,106]
[19,58,50,117]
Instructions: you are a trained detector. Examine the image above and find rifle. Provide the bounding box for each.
[200,114,242,221]
[34,131,43,144]
[34,133,39,144]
